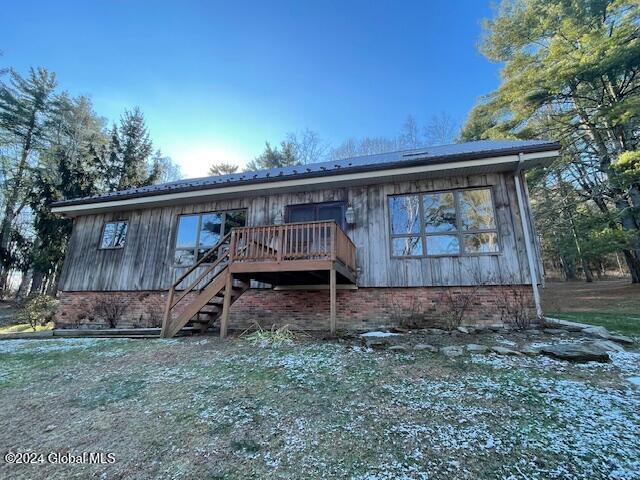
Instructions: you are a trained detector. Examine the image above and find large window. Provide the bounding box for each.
[99,221,128,249]
[286,201,346,229]
[388,188,499,257]
[174,210,246,266]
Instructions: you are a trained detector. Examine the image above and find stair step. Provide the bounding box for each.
[189,318,213,324]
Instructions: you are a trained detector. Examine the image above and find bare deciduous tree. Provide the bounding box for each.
[286,128,328,164]
[423,112,459,146]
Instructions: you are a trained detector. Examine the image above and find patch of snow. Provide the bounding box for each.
[360,332,400,338]
[627,376,640,387]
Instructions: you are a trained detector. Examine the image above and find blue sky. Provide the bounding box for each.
[3,0,500,178]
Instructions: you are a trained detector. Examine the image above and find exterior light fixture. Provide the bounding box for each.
[345,206,356,226]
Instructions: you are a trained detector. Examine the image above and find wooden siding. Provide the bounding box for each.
[59,172,535,291]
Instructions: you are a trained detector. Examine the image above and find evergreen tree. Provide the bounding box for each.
[245,141,300,171]
[0,67,57,291]
[208,162,238,176]
[462,0,640,282]
[115,107,154,189]
[28,94,107,294]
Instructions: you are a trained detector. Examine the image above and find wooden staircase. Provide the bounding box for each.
[161,233,248,338]
[161,221,358,339]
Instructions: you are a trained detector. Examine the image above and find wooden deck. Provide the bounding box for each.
[161,221,357,338]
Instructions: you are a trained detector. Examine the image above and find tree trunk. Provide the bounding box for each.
[46,261,62,296]
[16,269,32,300]
[614,197,640,283]
[622,250,640,283]
[29,270,45,296]
[0,115,35,291]
[563,257,577,281]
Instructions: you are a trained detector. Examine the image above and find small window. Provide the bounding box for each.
[388,187,499,258]
[173,210,247,266]
[100,221,128,249]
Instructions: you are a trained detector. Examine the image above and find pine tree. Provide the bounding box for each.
[116,108,153,189]
[0,67,57,291]
[245,141,300,171]
[209,162,238,176]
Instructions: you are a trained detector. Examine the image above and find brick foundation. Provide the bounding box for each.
[55,286,535,331]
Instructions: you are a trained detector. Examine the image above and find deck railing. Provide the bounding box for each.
[229,220,356,273]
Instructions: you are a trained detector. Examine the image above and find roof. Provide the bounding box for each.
[52,139,559,209]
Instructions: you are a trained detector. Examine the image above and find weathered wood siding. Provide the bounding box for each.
[59,172,536,291]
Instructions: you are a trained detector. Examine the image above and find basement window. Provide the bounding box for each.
[174,209,247,266]
[99,221,128,249]
[388,187,499,257]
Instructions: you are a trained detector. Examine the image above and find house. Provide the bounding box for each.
[51,139,559,337]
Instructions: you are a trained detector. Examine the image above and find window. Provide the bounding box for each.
[174,210,247,266]
[100,221,128,249]
[388,188,499,257]
[286,201,346,229]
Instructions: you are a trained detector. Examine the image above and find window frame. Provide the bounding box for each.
[387,187,501,259]
[173,209,247,266]
[98,220,129,250]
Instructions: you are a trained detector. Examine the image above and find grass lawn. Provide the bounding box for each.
[1,336,639,479]
[543,279,640,336]
[0,322,54,335]
[546,312,640,337]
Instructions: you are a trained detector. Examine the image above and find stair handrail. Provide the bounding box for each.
[162,232,231,336]
[169,250,229,309]
[171,232,231,289]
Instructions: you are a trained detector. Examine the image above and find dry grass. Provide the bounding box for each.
[0,334,638,479]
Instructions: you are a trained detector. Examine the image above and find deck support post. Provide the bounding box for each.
[329,265,337,335]
[160,287,175,338]
[220,272,234,338]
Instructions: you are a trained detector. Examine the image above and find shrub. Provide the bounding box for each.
[18,295,58,331]
[389,293,424,328]
[146,304,164,328]
[93,298,127,328]
[496,286,534,330]
[440,287,481,330]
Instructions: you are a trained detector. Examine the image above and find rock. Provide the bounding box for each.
[559,324,584,332]
[413,343,438,352]
[488,324,511,334]
[388,345,409,352]
[591,339,625,352]
[540,342,611,363]
[604,334,634,345]
[389,326,410,333]
[543,328,567,335]
[360,331,401,349]
[519,346,540,355]
[360,331,400,338]
[44,424,56,432]
[582,326,610,337]
[582,326,634,345]
[457,326,470,334]
[465,343,489,353]
[490,346,522,356]
[423,328,446,335]
[440,345,464,357]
